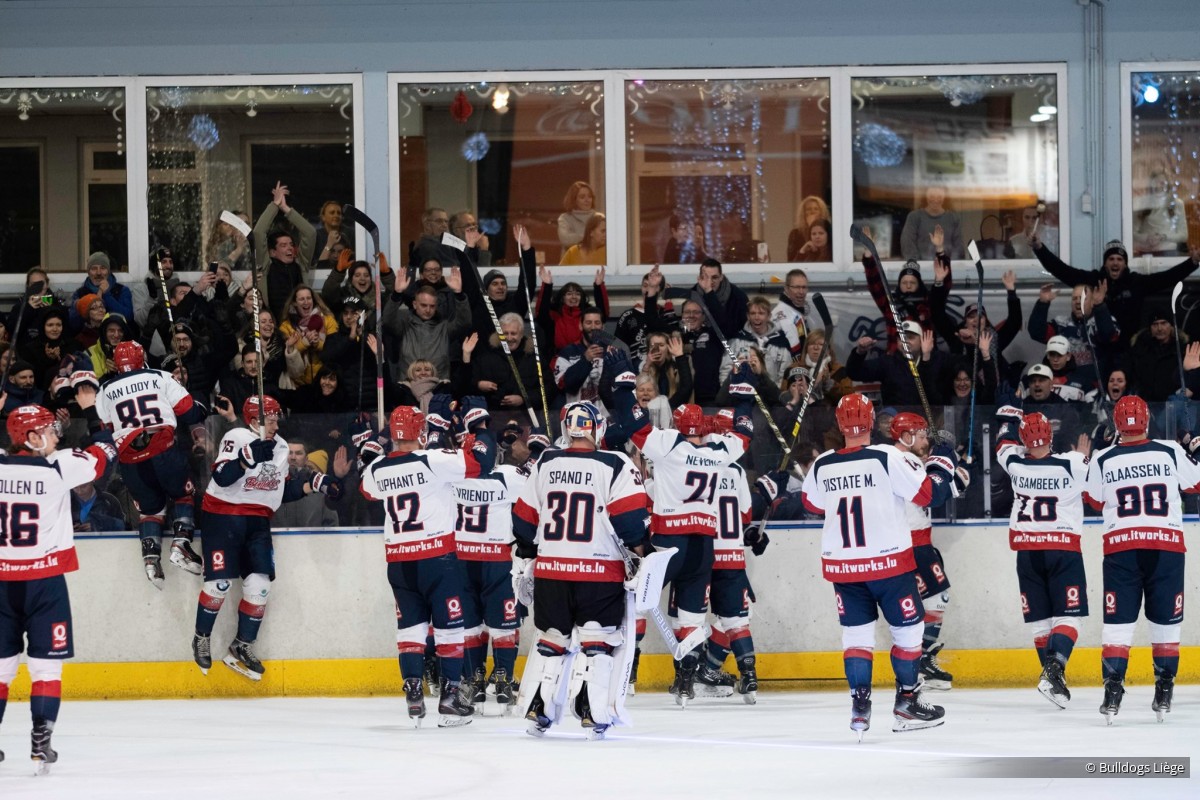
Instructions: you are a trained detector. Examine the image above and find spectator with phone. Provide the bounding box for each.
[551,307,609,410]
[719,296,792,387]
[5,268,65,347]
[313,200,354,264]
[615,265,679,366]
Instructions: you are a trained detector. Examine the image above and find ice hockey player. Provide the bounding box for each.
[889,412,968,691]
[1083,394,1200,723]
[512,401,651,739]
[995,408,1089,708]
[453,425,549,714]
[192,395,346,681]
[800,393,962,739]
[359,395,495,728]
[612,356,753,706]
[95,340,208,587]
[0,383,115,774]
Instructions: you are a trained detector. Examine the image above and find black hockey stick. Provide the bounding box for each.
[1171,282,1189,395]
[221,210,266,436]
[965,241,987,462]
[342,204,386,426]
[514,228,550,430]
[780,292,833,470]
[1,278,46,388]
[849,224,935,423]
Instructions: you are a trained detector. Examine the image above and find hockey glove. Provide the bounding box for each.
[310,471,344,501]
[459,395,490,432]
[926,442,959,478]
[50,375,74,403]
[755,469,787,503]
[995,404,1024,445]
[743,522,770,556]
[499,420,522,447]
[349,418,375,449]
[357,439,385,471]
[511,556,535,607]
[70,368,100,392]
[1189,435,1200,456]
[728,361,759,398]
[526,426,551,459]
[240,438,276,468]
[953,466,971,495]
[428,393,455,434]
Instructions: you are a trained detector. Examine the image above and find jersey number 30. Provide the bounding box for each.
[543,491,595,542]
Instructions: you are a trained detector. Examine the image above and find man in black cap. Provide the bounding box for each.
[1128,306,1188,402]
[1032,235,1200,351]
[457,226,538,343]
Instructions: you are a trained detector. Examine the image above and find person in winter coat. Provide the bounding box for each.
[470,312,554,414]
[19,307,81,390]
[68,251,134,334]
[382,266,470,381]
[277,285,339,387]
[535,264,610,351]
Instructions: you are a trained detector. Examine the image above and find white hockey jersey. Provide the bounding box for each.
[634,427,745,536]
[1084,439,1200,555]
[713,462,753,570]
[899,450,934,546]
[770,298,807,357]
[513,447,649,583]
[453,464,527,562]
[361,448,481,562]
[801,444,932,582]
[0,448,104,580]
[997,443,1088,552]
[203,429,290,517]
[96,368,196,463]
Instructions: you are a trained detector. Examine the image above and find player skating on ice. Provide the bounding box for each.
[889,413,969,691]
[358,395,495,728]
[995,409,1090,708]
[192,396,346,681]
[0,385,115,774]
[512,402,651,739]
[1083,395,1200,723]
[800,393,961,739]
[95,341,208,587]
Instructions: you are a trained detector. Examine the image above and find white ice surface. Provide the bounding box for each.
[0,687,1196,799]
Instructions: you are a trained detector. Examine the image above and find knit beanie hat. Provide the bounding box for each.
[75,293,102,319]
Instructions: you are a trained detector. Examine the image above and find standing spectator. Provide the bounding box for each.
[679,299,724,406]
[313,200,353,262]
[559,213,607,267]
[217,344,277,418]
[793,219,832,263]
[1032,236,1200,351]
[796,328,852,407]
[132,247,180,332]
[1028,281,1120,393]
[252,181,316,318]
[206,210,252,272]
[321,254,388,316]
[536,264,610,350]
[846,321,947,408]
[1003,203,1057,259]
[460,226,538,343]
[471,312,552,415]
[557,180,597,251]
[692,258,748,339]
[786,195,831,262]
[637,331,692,408]
[277,286,339,387]
[720,296,792,387]
[6,268,65,347]
[67,252,134,335]
[901,186,964,260]
[634,372,673,429]
[616,265,677,366]
[860,226,933,351]
[1041,336,1094,400]
[771,268,810,359]
[1128,307,1189,402]
[552,308,607,409]
[170,320,237,401]
[663,214,706,264]
[384,267,470,380]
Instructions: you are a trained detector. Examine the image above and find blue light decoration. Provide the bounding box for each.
[932,75,988,107]
[854,122,906,167]
[462,131,490,162]
[478,217,502,236]
[187,114,220,151]
[1133,73,1161,106]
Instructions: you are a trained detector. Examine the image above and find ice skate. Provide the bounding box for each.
[192,633,212,675]
[490,668,515,714]
[675,658,698,708]
[1036,658,1070,709]
[469,666,487,705]
[850,687,872,742]
[223,638,265,681]
[169,538,203,575]
[525,691,552,738]
[892,686,945,732]
[437,681,474,728]
[1099,678,1124,725]
[422,653,439,697]
[918,642,953,691]
[31,721,57,776]
[404,677,425,728]
[737,656,758,705]
[1152,676,1174,723]
[695,663,736,698]
[144,556,165,589]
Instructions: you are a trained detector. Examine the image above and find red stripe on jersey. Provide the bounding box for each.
[608,492,650,516]
[1152,643,1181,657]
[891,645,922,661]
[31,680,61,698]
[82,445,109,478]
[801,492,824,516]
[201,495,273,517]
[1083,492,1103,511]
[630,425,651,451]
[514,498,539,525]
[911,476,934,507]
[713,550,746,569]
[843,647,874,661]
[1102,526,1186,555]
[173,394,195,416]
[454,541,509,561]
[533,556,624,582]
[1101,645,1131,659]
[740,509,752,526]
[0,547,79,580]
[1051,625,1079,643]
[1185,481,1200,495]
[651,512,717,536]
[910,527,932,547]
[463,452,481,480]
[821,549,916,583]
[1008,530,1082,552]
[385,533,455,562]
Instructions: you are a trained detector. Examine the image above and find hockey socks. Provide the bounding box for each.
[891,645,922,689]
[706,627,731,669]
[921,614,944,653]
[843,648,873,692]
[490,630,519,678]
[236,601,266,643]
[728,626,754,661]
[1047,624,1079,665]
[0,682,7,726]
[1033,633,1050,667]
[462,628,489,680]
[195,590,225,637]
[1101,645,1130,682]
[29,682,61,726]
[1152,643,1180,681]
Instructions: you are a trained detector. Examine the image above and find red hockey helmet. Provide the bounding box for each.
[673,403,706,437]
[113,340,145,373]
[1019,412,1053,449]
[709,408,734,435]
[1113,395,1149,437]
[889,411,928,443]
[242,395,283,427]
[6,404,58,449]
[835,392,875,436]
[390,406,426,442]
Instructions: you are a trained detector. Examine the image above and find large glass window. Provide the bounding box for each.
[0,85,126,273]
[1128,70,1200,259]
[146,83,356,271]
[395,79,605,268]
[850,72,1060,262]
[625,77,831,267]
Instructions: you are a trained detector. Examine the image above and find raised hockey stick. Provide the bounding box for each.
[690,290,790,453]
[965,241,987,463]
[780,292,833,472]
[221,210,265,436]
[342,204,386,426]
[1,278,46,388]
[516,230,551,431]
[1078,291,1109,426]
[1171,282,1189,394]
[849,224,935,423]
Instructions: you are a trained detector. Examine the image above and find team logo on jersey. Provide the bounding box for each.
[1020,593,1029,614]
[211,550,226,570]
[1175,593,1185,615]
[51,621,68,651]
[914,573,928,595]
[1105,591,1117,615]
[703,583,711,612]
[899,595,918,620]
[835,592,845,616]
[446,596,463,621]
[742,588,751,610]
[244,462,282,491]
[1066,586,1080,609]
[503,599,517,622]
[932,564,946,584]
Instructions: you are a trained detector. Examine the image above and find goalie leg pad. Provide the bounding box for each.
[584,653,616,727]
[578,620,623,656]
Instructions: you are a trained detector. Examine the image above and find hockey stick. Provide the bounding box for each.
[690,290,790,453]
[1,278,46,388]
[342,204,386,426]
[779,293,833,472]
[965,241,987,463]
[849,224,935,423]
[516,231,551,431]
[1168,282,1193,435]
[1078,291,1109,426]
[221,210,266,436]
[615,543,709,660]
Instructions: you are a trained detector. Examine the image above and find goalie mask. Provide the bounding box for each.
[563,402,602,443]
